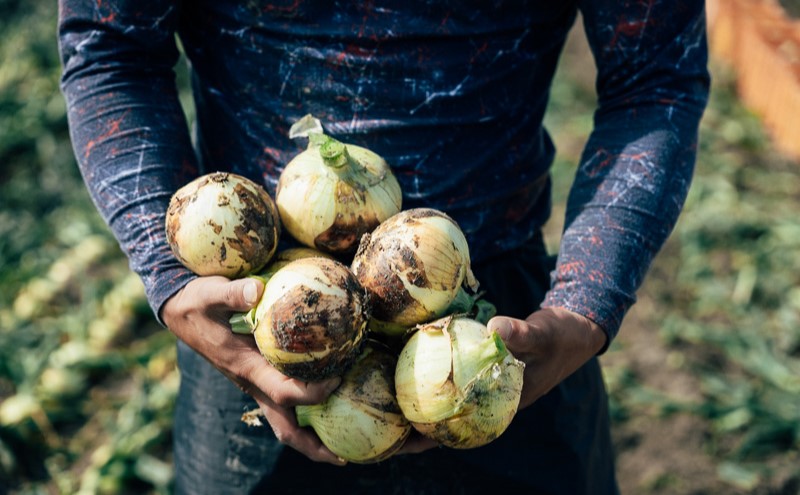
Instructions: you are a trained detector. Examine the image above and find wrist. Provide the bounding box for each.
[539,306,608,355]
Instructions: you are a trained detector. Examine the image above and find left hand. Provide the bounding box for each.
[488,307,608,409]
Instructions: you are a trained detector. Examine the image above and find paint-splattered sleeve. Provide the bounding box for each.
[541,0,710,347]
[58,0,198,323]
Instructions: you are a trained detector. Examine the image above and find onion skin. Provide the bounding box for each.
[254,247,336,281]
[395,315,524,449]
[277,131,401,255]
[253,257,370,381]
[296,341,411,463]
[351,208,478,332]
[165,172,280,278]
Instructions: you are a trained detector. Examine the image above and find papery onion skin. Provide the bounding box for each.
[253,257,370,381]
[395,315,524,449]
[351,208,478,330]
[296,341,411,463]
[277,129,401,255]
[165,172,280,278]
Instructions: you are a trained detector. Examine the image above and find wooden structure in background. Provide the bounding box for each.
[707,0,800,160]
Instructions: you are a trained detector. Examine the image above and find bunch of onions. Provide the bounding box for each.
[276,115,402,255]
[165,172,280,278]
[351,208,479,336]
[395,315,524,449]
[296,341,411,463]
[252,257,370,381]
[229,247,335,334]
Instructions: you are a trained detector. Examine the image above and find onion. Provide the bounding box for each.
[229,247,336,334]
[296,340,411,463]
[165,172,280,278]
[350,208,479,335]
[252,257,370,381]
[276,115,402,255]
[394,315,524,449]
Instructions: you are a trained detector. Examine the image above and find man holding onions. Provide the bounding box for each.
[58,0,710,493]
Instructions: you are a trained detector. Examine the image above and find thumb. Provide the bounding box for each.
[488,316,530,352]
[210,276,264,313]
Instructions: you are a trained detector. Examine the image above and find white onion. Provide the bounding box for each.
[277,115,402,255]
[351,208,479,335]
[229,247,336,334]
[165,172,280,278]
[296,341,411,463]
[252,257,369,381]
[395,315,524,449]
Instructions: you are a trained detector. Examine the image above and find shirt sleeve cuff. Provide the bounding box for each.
[541,283,632,354]
[142,263,197,327]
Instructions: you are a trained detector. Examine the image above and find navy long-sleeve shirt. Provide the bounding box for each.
[58,0,709,343]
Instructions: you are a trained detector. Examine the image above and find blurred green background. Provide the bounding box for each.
[1,1,798,494]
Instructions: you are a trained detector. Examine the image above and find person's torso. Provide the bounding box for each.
[177,0,578,259]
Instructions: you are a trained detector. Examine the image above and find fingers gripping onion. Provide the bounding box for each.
[351,208,479,335]
[165,172,280,278]
[276,115,402,255]
[395,315,524,449]
[252,257,370,381]
[296,341,411,463]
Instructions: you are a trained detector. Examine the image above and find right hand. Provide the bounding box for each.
[161,276,346,466]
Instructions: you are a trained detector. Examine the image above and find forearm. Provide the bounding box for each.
[543,0,710,345]
[59,0,197,321]
[543,108,702,344]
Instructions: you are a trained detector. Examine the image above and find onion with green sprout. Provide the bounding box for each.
[296,340,411,463]
[351,208,479,336]
[276,115,402,255]
[252,257,370,381]
[394,315,524,449]
[165,172,280,278]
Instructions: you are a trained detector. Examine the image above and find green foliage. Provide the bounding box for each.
[603,66,800,491]
[0,2,176,494]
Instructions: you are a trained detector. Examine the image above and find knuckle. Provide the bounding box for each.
[273,428,295,446]
[233,378,254,396]
[224,281,243,306]
[270,389,293,407]
[230,362,258,397]
[306,386,328,404]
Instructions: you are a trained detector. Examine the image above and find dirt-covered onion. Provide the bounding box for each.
[296,340,411,463]
[395,315,524,449]
[252,257,370,381]
[229,247,336,334]
[276,115,402,255]
[165,172,280,278]
[351,208,479,335]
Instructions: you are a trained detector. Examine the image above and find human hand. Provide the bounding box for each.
[161,276,346,465]
[488,307,607,409]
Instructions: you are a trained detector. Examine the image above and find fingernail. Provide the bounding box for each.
[490,318,511,340]
[243,280,258,306]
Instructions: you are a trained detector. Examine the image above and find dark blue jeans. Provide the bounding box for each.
[173,237,619,494]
